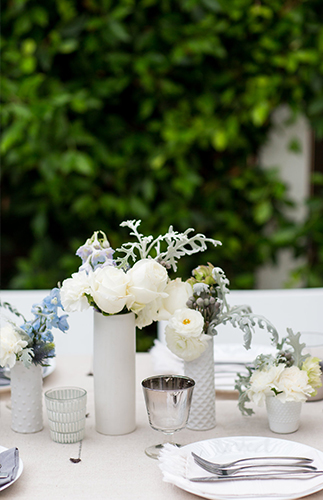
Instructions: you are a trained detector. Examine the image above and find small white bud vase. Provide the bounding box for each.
[10,360,43,433]
[184,336,216,430]
[93,311,136,435]
[265,396,302,434]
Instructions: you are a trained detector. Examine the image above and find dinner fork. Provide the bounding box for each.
[191,452,314,473]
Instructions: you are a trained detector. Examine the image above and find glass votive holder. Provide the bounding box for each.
[44,387,87,443]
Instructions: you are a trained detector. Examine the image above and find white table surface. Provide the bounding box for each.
[1,353,323,500]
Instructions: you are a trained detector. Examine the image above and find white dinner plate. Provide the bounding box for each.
[0,445,23,492]
[0,358,56,393]
[158,436,323,500]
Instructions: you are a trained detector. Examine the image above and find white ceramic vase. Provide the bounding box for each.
[93,311,136,435]
[10,360,43,433]
[265,396,302,434]
[184,336,216,430]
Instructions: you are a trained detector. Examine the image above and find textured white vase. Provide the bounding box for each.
[10,361,43,433]
[184,336,216,430]
[266,396,302,434]
[93,311,136,435]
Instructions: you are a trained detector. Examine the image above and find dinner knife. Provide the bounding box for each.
[190,471,323,482]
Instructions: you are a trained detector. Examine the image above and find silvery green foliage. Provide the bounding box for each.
[283,328,310,368]
[208,267,279,349]
[115,220,221,271]
[234,366,255,416]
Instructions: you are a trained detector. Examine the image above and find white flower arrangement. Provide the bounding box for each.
[235,328,322,416]
[60,221,220,328]
[164,263,279,362]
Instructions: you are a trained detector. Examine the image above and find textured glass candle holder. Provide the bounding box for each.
[44,387,87,443]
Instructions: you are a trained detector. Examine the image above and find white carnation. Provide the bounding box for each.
[60,270,92,312]
[247,364,285,406]
[0,324,28,368]
[276,366,313,403]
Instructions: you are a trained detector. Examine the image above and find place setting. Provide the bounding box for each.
[141,370,323,500]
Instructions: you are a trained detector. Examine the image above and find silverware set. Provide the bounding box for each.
[190,452,323,482]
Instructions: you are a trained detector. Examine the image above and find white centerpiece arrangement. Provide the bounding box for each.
[60,220,221,435]
[163,263,279,430]
[60,221,220,327]
[0,289,68,433]
[235,328,322,433]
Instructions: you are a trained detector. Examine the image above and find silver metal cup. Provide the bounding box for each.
[142,375,195,459]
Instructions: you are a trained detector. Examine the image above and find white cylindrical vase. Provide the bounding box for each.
[184,336,216,431]
[93,311,136,435]
[10,360,43,433]
[265,396,302,434]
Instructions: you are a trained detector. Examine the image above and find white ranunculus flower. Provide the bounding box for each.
[0,324,28,368]
[127,259,168,313]
[165,308,207,361]
[154,279,193,321]
[165,330,210,362]
[276,366,313,403]
[60,270,92,312]
[247,365,285,406]
[166,308,205,338]
[91,266,133,314]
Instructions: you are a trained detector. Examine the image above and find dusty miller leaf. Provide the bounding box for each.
[115,220,221,271]
[19,348,33,368]
[285,328,310,368]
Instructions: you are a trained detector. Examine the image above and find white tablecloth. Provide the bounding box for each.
[0,353,322,500]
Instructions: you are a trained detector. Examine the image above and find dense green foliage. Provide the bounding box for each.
[2,0,323,348]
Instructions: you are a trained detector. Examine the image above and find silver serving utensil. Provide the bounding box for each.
[190,471,323,482]
[192,452,313,472]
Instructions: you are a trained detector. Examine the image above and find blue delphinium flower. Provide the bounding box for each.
[77,230,115,273]
[16,288,69,366]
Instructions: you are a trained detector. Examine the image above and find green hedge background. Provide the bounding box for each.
[2,0,323,348]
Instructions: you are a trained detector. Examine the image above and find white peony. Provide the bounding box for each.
[60,270,92,312]
[165,308,207,361]
[276,366,314,403]
[127,259,168,313]
[247,365,285,406]
[154,279,193,321]
[91,266,133,314]
[0,324,28,368]
[135,279,192,328]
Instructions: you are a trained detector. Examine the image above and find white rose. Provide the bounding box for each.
[0,324,28,368]
[247,365,285,406]
[60,270,92,312]
[154,279,193,321]
[276,366,313,403]
[127,259,168,313]
[165,308,207,361]
[91,266,133,314]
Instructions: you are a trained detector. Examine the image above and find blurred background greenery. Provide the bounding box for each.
[1,0,323,349]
